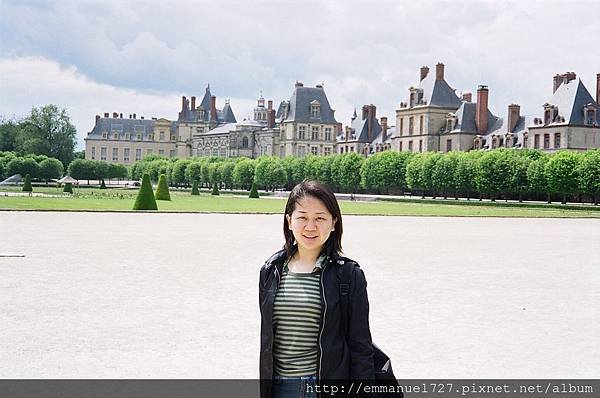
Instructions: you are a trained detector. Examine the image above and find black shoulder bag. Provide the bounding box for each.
[338,261,402,397]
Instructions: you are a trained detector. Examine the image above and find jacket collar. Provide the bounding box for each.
[266,247,344,268]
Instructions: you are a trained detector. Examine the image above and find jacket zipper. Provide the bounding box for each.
[318,260,328,381]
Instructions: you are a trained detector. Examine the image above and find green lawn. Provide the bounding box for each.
[1,187,599,217]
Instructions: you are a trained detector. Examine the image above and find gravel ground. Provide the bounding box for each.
[0,211,598,378]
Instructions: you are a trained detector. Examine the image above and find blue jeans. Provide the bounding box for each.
[272,374,317,398]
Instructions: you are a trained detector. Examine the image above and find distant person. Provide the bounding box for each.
[259,179,375,398]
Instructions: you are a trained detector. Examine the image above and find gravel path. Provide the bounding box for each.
[1,212,598,378]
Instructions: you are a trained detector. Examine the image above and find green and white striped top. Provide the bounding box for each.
[272,254,326,376]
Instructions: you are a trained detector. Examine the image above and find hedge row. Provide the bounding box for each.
[0,151,64,182]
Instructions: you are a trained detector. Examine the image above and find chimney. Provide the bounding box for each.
[119,113,123,119]
[315,83,323,88]
[95,115,100,125]
[268,100,273,110]
[112,112,118,118]
[380,116,388,142]
[462,92,472,102]
[476,85,489,135]
[435,62,445,81]
[191,96,196,110]
[507,104,520,132]
[129,114,132,119]
[553,74,563,94]
[596,73,600,103]
[181,96,187,112]
[267,101,275,129]
[295,81,303,88]
[141,116,144,120]
[420,66,429,82]
[210,95,217,121]
[362,105,368,120]
[104,112,109,118]
[133,113,136,119]
[563,72,576,84]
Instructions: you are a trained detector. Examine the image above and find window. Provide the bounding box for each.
[136,134,142,140]
[113,133,119,140]
[242,137,248,148]
[399,118,404,136]
[91,147,96,159]
[298,126,306,140]
[100,147,107,161]
[544,110,552,124]
[408,141,413,151]
[310,102,320,118]
[350,147,354,152]
[135,148,142,161]
[159,132,165,141]
[534,134,540,149]
[554,133,561,148]
[311,146,318,155]
[170,134,176,141]
[169,150,175,157]
[409,117,414,135]
[280,146,285,157]
[112,148,118,161]
[523,135,528,148]
[102,132,108,139]
[446,139,452,152]
[543,134,550,149]
[324,128,332,141]
[298,146,305,157]
[419,115,424,134]
[149,134,154,141]
[499,138,504,147]
[125,133,130,140]
[339,147,344,154]
[399,141,403,151]
[123,148,130,162]
[311,126,319,140]
[419,139,423,152]
[324,147,331,156]
[146,149,153,155]
[158,149,164,156]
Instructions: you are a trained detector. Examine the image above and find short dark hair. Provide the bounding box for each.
[283,179,343,258]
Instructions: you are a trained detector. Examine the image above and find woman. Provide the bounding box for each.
[259,179,375,398]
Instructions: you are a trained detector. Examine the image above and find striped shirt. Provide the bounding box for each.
[272,254,326,376]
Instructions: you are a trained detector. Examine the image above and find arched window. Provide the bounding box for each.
[242,137,248,148]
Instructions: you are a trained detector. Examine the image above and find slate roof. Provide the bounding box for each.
[88,117,155,139]
[349,115,382,142]
[282,86,337,123]
[370,126,394,144]
[542,78,599,125]
[451,102,502,135]
[411,73,463,109]
[480,115,537,149]
[178,85,237,124]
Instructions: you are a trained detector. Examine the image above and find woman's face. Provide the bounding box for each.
[286,195,336,255]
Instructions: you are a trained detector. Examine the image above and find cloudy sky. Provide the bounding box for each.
[1,0,599,149]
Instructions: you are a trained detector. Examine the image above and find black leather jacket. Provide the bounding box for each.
[259,248,375,397]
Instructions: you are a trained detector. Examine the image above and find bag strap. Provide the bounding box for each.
[338,260,355,340]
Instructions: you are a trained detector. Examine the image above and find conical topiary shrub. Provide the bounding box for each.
[22,174,32,192]
[133,173,158,210]
[191,180,200,195]
[100,179,107,189]
[63,182,73,193]
[155,173,171,201]
[211,182,220,196]
[249,181,259,198]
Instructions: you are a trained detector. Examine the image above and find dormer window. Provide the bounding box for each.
[584,104,597,126]
[310,101,321,118]
[543,104,557,124]
[102,132,108,139]
[445,113,457,132]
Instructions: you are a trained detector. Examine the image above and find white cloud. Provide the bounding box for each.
[0,56,257,149]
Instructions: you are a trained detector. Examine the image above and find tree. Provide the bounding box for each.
[94,161,110,182]
[68,159,95,184]
[219,161,235,190]
[431,152,459,199]
[421,152,443,198]
[233,158,256,190]
[254,156,287,191]
[454,152,477,200]
[22,174,32,192]
[15,104,77,166]
[0,120,19,152]
[171,159,192,187]
[361,151,411,194]
[527,156,550,202]
[406,154,426,197]
[249,181,259,198]
[577,150,600,204]
[133,174,158,210]
[545,150,581,204]
[191,180,200,195]
[6,157,41,179]
[334,153,363,194]
[281,156,305,190]
[185,161,203,186]
[155,174,171,201]
[38,158,64,184]
[507,152,532,202]
[100,179,107,189]
[475,149,511,201]
[211,182,220,195]
[107,163,127,182]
